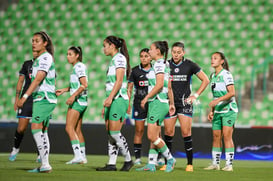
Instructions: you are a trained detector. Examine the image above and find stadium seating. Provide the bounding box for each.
[0,0,272,126]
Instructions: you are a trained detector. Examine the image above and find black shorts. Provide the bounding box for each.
[165,103,193,118]
[17,98,33,119]
[132,103,148,120]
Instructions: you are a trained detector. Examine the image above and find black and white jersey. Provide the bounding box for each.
[19,59,33,97]
[169,58,201,105]
[128,64,152,104]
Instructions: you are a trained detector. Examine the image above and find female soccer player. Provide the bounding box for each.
[161,42,209,172]
[9,51,39,162]
[204,52,238,172]
[127,48,152,165]
[136,41,176,173]
[96,35,133,172]
[18,31,56,173]
[56,46,88,164]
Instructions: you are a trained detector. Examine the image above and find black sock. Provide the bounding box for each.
[164,135,173,164]
[14,130,24,149]
[134,144,142,159]
[184,136,193,165]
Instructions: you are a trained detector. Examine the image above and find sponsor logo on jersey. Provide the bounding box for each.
[138,80,149,86]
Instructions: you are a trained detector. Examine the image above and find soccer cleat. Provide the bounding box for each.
[96,164,117,171]
[9,147,19,161]
[157,158,165,166]
[134,158,141,165]
[159,165,166,171]
[66,157,84,164]
[222,165,233,171]
[165,158,176,173]
[28,165,52,173]
[185,164,193,172]
[120,160,134,171]
[82,157,88,164]
[136,164,156,172]
[204,164,220,170]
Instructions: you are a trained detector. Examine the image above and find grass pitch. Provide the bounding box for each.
[0,153,272,181]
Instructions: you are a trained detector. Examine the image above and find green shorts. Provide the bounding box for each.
[69,101,87,118]
[212,111,237,130]
[104,97,129,121]
[147,99,169,126]
[32,99,56,127]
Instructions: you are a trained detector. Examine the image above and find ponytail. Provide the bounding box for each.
[105,35,131,79]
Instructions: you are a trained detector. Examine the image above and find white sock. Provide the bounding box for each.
[225,152,234,166]
[108,142,118,165]
[148,149,158,165]
[71,140,82,159]
[110,133,131,162]
[33,131,49,167]
[212,151,222,165]
[80,146,86,159]
[43,131,50,159]
[158,144,173,160]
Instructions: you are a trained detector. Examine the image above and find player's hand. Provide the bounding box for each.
[17,98,26,108]
[126,104,131,114]
[14,100,18,111]
[209,99,219,108]
[66,96,75,105]
[101,107,105,119]
[208,111,214,122]
[103,97,113,107]
[185,95,196,105]
[56,89,65,96]
[169,104,176,116]
[141,97,148,110]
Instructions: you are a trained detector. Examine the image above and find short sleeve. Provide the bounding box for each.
[224,71,234,86]
[75,63,87,78]
[128,69,135,83]
[38,55,53,73]
[190,61,201,75]
[154,61,165,74]
[114,54,126,69]
[19,61,27,76]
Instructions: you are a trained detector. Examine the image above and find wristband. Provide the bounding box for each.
[193,93,199,98]
[23,94,29,99]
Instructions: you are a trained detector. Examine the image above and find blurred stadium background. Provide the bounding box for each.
[0,0,273,127]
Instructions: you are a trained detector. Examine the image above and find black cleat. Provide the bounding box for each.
[96,164,117,171]
[120,160,134,171]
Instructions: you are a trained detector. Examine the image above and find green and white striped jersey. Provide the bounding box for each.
[210,69,238,113]
[147,59,170,103]
[105,53,128,100]
[70,62,88,106]
[32,52,57,104]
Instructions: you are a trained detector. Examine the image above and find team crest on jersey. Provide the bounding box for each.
[174,68,179,73]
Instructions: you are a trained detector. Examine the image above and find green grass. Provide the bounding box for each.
[0,153,272,181]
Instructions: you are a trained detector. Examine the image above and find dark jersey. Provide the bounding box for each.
[19,59,33,98]
[128,64,151,104]
[169,58,201,105]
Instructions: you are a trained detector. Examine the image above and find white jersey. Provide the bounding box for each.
[210,69,238,113]
[32,52,57,104]
[70,62,88,106]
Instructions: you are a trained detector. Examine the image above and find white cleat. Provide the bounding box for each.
[66,157,84,164]
[222,165,233,171]
[134,158,141,165]
[204,164,220,170]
